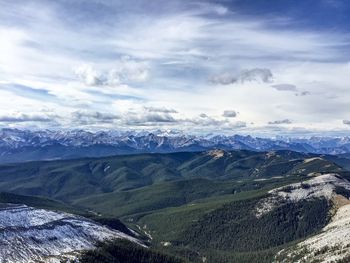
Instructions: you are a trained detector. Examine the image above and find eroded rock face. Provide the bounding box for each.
[0,204,140,263]
[206,149,228,159]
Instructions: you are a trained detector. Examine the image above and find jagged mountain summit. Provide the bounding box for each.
[1,129,350,163]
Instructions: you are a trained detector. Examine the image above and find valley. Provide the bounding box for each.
[0,149,349,262]
[3,0,349,262]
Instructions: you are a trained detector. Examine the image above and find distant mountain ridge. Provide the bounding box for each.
[1,128,350,163]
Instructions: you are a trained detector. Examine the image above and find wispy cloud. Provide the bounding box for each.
[210,68,273,85]
[0,112,56,123]
[222,110,238,118]
[144,106,178,113]
[268,119,292,125]
[74,58,149,87]
[271,84,297,92]
[1,0,350,135]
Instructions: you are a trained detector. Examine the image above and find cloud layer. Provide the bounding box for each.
[210,68,273,85]
[1,0,350,135]
[268,119,292,125]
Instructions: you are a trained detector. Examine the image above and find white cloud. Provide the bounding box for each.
[75,64,104,86]
[0,1,350,135]
[210,68,273,85]
[271,84,297,92]
[0,112,56,123]
[209,73,237,85]
[222,110,238,118]
[268,119,292,125]
[239,68,273,83]
[71,111,120,125]
[74,58,149,87]
[125,112,177,125]
[144,106,178,113]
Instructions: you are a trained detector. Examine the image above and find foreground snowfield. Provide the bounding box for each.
[0,204,141,262]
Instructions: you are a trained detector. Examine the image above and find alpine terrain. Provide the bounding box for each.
[0,149,349,262]
[2,0,350,262]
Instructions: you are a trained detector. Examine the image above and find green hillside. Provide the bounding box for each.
[0,150,339,201]
[79,239,186,263]
[0,192,79,213]
[0,149,345,262]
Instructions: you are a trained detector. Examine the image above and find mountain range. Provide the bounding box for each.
[0,149,350,261]
[2,129,350,261]
[2,128,350,163]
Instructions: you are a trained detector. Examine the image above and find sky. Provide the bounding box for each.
[1,0,350,136]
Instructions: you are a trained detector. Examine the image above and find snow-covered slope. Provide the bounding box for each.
[255,173,350,218]
[256,173,350,262]
[276,201,350,263]
[0,204,141,263]
[2,128,350,164]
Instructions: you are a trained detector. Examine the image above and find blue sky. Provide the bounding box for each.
[1,0,350,136]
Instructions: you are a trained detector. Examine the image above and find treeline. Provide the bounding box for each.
[87,216,137,238]
[182,196,330,252]
[79,239,186,263]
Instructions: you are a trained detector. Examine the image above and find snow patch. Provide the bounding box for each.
[255,174,350,218]
[266,151,277,158]
[303,157,323,163]
[0,204,141,263]
[161,241,171,247]
[103,165,110,172]
[207,149,226,159]
[276,203,350,262]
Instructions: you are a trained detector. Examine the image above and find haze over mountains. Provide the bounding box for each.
[2,128,350,163]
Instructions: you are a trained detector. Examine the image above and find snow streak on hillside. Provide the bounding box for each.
[255,173,350,217]
[0,204,141,262]
[255,173,350,262]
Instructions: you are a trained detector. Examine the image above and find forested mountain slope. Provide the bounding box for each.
[0,150,349,262]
